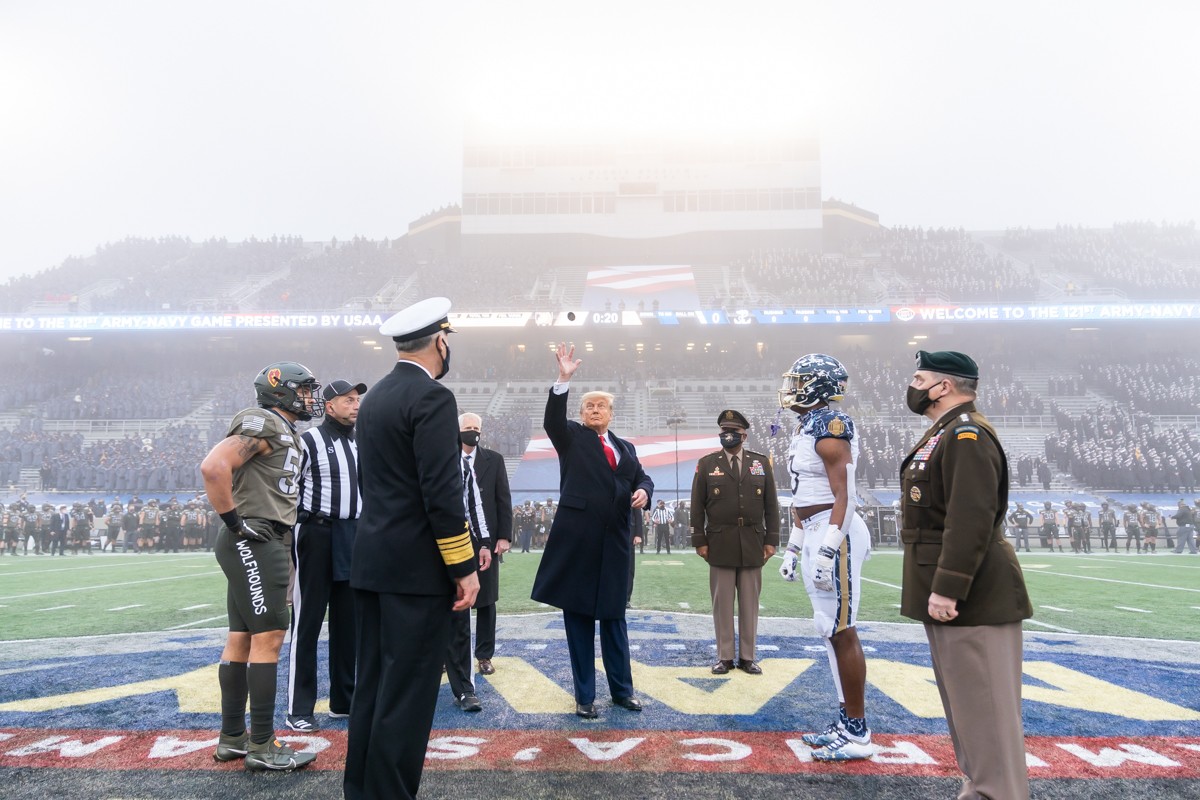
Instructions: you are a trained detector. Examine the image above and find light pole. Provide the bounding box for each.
[666,410,687,503]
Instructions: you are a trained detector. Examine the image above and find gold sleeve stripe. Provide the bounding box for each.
[437,529,475,566]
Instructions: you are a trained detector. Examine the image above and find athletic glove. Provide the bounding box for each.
[812,545,837,592]
[220,509,270,543]
[779,547,799,582]
[236,520,270,543]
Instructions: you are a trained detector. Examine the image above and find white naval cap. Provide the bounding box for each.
[379,296,456,342]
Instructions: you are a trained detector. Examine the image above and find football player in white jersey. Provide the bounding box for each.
[777,353,873,761]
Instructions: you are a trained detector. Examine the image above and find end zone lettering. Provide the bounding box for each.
[2,729,1199,779]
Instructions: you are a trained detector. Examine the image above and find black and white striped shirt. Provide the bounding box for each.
[298,421,361,520]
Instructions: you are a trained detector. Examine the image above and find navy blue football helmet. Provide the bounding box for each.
[779,353,848,412]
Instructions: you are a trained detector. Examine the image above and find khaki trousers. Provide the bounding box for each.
[710,564,762,662]
[925,620,1029,800]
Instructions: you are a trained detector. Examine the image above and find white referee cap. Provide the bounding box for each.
[379,296,456,342]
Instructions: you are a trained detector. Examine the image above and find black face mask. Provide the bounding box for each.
[459,430,480,447]
[719,431,743,451]
[435,339,451,380]
[906,384,937,415]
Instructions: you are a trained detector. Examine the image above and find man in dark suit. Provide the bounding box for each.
[346,297,480,800]
[900,350,1032,800]
[532,342,654,719]
[49,505,69,556]
[459,412,512,676]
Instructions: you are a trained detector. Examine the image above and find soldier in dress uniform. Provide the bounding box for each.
[691,409,779,676]
[899,349,1032,800]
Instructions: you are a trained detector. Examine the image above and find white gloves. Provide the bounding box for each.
[779,548,799,582]
[812,545,837,592]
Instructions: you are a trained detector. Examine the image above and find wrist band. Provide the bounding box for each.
[219,510,241,530]
[820,524,844,551]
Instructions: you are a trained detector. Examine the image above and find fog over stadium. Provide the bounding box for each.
[1,1,1197,279]
[1,0,1200,534]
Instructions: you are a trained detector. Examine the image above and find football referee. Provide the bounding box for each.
[285,379,366,732]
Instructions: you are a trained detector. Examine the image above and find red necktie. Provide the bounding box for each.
[599,434,617,471]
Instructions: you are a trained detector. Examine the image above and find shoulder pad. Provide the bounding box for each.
[743,449,768,460]
[803,407,854,441]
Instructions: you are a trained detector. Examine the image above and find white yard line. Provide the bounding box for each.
[179,604,212,611]
[35,605,77,612]
[107,604,144,611]
[1022,570,1200,593]
[1114,606,1153,614]
[0,557,205,579]
[164,615,226,630]
[862,577,903,590]
[1024,618,1079,633]
[1040,605,1073,612]
[0,571,222,601]
[1078,555,1200,570]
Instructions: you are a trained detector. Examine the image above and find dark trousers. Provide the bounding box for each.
[654,524,670,553]
[50,531,66,555]
[288,520,358,717]
[345,591,451,800]
[561,610,634,705]
[445,608,474,699]
[474,603,497,660]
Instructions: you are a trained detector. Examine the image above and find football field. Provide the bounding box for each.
[2,548,1197,642]
[1,548,1199,799]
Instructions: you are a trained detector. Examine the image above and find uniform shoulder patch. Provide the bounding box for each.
[229,408,275,439]
[803,407,854,441]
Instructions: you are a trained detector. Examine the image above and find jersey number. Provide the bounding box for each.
[279,447,301,495]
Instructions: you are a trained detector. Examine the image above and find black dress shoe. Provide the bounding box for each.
[613,696,643,712]
[575,703,597,718]
[737,659,763,675]
[456,693,482,712]
[711,659,734,675]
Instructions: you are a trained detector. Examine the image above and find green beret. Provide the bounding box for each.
[717,409,750,429]
[915,350,979,380]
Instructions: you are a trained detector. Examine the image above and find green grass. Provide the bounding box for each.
[1,548,1197,642]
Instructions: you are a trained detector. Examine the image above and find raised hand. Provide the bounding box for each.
[555,342,581,382]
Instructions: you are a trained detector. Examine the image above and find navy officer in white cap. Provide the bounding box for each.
[344,297,480,800]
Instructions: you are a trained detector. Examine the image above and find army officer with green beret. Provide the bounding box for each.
[900,350,1033,800]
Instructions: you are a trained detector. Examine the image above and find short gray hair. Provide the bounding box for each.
[931,371,978,396]
[395,333,437,354]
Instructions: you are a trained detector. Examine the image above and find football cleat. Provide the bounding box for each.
[285,714,319,732]
[811,730,874,761]
[801,721,844,747]
[244,738,316,772]
[212,731,249,762]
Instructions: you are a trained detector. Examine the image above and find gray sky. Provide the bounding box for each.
[1,1,1197,282]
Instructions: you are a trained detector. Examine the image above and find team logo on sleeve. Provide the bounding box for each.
[827,418,845,437]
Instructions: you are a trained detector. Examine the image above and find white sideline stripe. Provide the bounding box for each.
[0,571,222,601]
[1115,606,1153,614]
[0,556,206,578]
[165,615,226,630]
[863,577,903,590]
[107,604,144,611]
[1022,570,1200,593]
[1024,619,1078,633]
[36,605,76,612]
[179,604,212,611]
[1040,605,1073,612]
[1079,555,1200,570]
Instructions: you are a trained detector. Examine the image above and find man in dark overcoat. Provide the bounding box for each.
[531,342,653,719]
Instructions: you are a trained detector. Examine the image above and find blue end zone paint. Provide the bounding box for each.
[1,631,1197,739]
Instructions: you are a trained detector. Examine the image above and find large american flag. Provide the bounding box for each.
[581,265,700,309]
